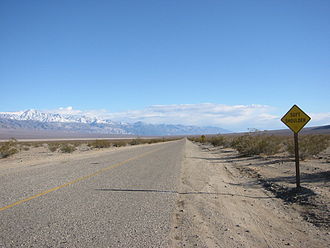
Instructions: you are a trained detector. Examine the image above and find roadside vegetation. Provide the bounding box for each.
[0,137,179,158]
[189,133,330,159]
[88,140,112,148]
[285,134,329,160]
[0,138,19,158]
[189,133,330,231]
[59,144,76,153]
[48,143,61,152]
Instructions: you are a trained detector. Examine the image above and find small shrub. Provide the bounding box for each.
[146,139,156,144]
[72,142,81,147]
[231,135,281,156]
[113,141,127,147]
[48,143,60,152]
[259,136,282,155]
[130,139,143,145]
[0,139,19,158]
[188,135,229,147]
[188,135,207,144]
[89,140,112,148]
[286,135,329,160]
[210,136,226,147]
[59,144,76,153]
[32,142,42,148]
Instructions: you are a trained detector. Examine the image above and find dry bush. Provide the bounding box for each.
[189,135,207,144]
[70,142,81,148]
[189,135,230,148]
[130,138,143,145]
[89,140,112,148]
[210,136,227,147]
[231,135,281,156]
[112,141,127,147]
[146,139,162,144]
[48,143,61,152]
[59,144,76,153]
[32,142,43,148]
[190,133,330,160]
[0,139,19,158]
[285,135,329,160]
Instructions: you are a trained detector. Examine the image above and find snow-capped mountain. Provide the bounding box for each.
[0,109,230,136]
[0,109,101,124]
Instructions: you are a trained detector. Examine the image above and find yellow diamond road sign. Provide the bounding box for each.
[281,105,311,133]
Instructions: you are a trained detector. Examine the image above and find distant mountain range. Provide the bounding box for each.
[0,109,230,136]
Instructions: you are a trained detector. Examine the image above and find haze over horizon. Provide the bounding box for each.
[1,1,329,132]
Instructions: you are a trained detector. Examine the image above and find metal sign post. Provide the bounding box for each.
[281,105,311,188]
[294,133,300,187]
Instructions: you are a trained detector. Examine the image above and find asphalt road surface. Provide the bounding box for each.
[0,140,185,247]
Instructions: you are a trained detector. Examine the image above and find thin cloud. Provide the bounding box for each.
[101,103,281,131]
[46,106,82,115]
[309,112,330,126]
[45,104,329,132]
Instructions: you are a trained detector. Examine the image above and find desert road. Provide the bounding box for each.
[1,139,330,248]
[0,140,185,247]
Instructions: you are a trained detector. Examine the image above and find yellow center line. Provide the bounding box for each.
[0,147,163,212]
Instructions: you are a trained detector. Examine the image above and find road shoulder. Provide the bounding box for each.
[171,140,330,247]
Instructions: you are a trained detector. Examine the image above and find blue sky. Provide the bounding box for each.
[1,0,329,131]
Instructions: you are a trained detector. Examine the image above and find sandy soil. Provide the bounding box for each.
[171,140,330,247]
[227,146,330,231]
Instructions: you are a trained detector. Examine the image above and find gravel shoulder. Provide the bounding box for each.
[171,140,330,247]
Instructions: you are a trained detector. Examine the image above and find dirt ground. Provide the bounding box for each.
[171,140,330,248]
